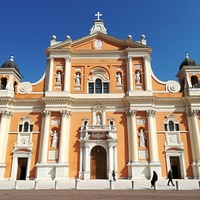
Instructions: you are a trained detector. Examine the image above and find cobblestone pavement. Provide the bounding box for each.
[0,190,200,200]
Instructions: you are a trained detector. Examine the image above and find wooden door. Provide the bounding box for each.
[90,146,107,179]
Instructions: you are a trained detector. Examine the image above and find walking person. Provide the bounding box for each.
[112,170,116,181]
[167,169,175,186]
[151,171,158,188]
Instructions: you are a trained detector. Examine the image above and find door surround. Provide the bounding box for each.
[79,140,117,180]
[166,150,186,179]
[10,151,32,180]
[90,145,107,179]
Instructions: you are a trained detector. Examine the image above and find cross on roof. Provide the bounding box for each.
[95,12,102,20]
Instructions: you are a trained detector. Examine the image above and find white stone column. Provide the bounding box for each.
[147,109,161,177]
[54,110,71,179]
[79,143,84,179]
[113,144,117,171]
[143,55,152,91]
[84,143,90,179]
[126,56,133,91]
[130,110,138,163]
[113,143,118,179]
[47,57,54,91]
[108,143,114,179]
[186,111,197,165]
[64,55,71,92]
[0,111,12,162]
[10,155,18,180]
[0,111,12,179]
[126,110,132,178]
[59,110,71,163]
[191,110,200,162]
[147,110,159,162]
[39,110,51,163]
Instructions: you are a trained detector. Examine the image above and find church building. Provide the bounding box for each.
[0,12,200,181]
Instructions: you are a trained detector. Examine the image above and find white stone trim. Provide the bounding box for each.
[166,151,186,179]
[10,151,32,180]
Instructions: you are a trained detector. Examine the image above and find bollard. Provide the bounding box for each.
[55,180,58,189]
[34,181,38,189]
[14,181,18,190]
[175,181,180,190]
[75,178,80,189]
[198,181,200,190]
[131,180,134,190]
[154,182,157,190]
[109,180,114,190]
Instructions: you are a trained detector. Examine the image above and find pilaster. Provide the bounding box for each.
[126,56,133,91]
[47,57,54,91]
[64,55,71,92]
[146,109,161,176]
[0,111,12,179]
[191,110,200,162]
[59,110,71,163]
[39,110,51,163]
[143,55,152,91]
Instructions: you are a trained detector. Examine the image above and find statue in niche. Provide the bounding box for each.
[51,130,59,147]
[56,72,62,84]
[75,73,81,85]
[136,71,141,84]
[138,129,146,147]
[96,114,102,125]
[116,73,122,85]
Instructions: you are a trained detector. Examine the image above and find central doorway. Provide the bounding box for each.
[170,156,181,179]
[90,146,107,179]
[17,158,28,180]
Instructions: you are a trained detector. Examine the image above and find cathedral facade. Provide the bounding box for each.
[0,13,200,181]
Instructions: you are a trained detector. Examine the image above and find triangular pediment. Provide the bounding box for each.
[47,32,150,52]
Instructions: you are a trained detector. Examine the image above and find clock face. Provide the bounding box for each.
[94,40,102,50]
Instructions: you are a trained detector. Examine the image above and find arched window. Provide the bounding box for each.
[18,117,33,132]
[89,78,109,94]
[191,76,199,88]
[169,121,174,131]
[164,115,179,131]
[95,79,102,93]
[24,122,29,132]
[14,81,17,93]
[1,78,7,89]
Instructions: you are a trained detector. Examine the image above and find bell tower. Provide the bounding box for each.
[176,52,200,96]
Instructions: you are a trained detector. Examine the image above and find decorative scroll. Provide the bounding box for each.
[166,81,180,93]
[18,82,32,94]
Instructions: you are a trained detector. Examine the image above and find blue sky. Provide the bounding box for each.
[1,0,200,83]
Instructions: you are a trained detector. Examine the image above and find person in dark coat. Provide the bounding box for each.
[112,170,116,181]
[151,171,158,187]
[167,169,175,186]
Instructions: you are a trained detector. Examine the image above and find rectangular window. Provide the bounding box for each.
[175,124,179,131]
[164,124,167,131]
[103,83,109,93]
[89,83,94,94]
[30,124,33,132]
[19,125,23,132]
